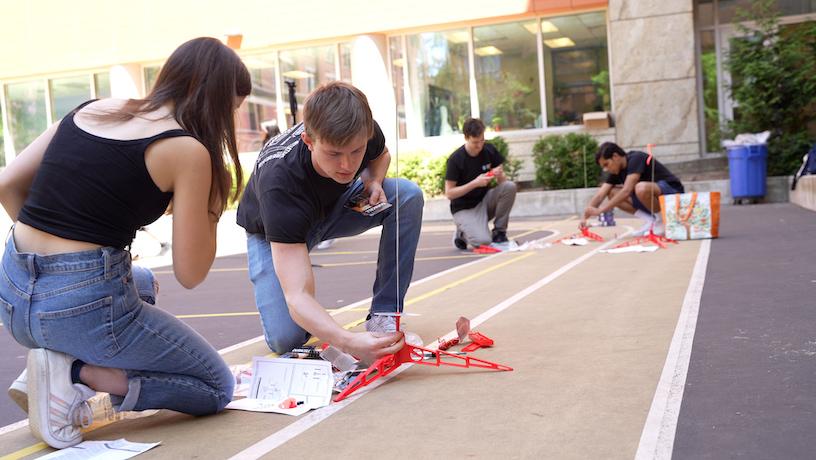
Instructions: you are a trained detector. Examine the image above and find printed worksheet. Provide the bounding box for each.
[250,357,334,407]
[38,439,160,460]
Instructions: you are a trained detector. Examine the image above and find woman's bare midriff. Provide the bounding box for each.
[13,222,103,255]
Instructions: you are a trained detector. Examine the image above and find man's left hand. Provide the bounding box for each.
[365,181,387,205]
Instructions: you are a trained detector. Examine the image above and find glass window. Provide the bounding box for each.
[696,0,715,28]
[389,37,407,139]
[94,72,111,98]
[474,20,542,131]
[0,107,5,167]
[143,65,161,94]
[542,12,610,126]
[6,81,47,153]
[236,55,279,153]
[50,75,91,121]
[405,28,470,137]
[700,30,721,152]
[279,45,336,127]
[339,43,353,82]
[719,0,816,24]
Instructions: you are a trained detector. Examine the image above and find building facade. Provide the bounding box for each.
[1,0,814,181]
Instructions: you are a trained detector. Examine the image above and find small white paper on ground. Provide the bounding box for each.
[560,238,588,246]
[512,238,552,251]
[225,397,313,416]
[601,244,660,254]
[38,439,160,460]
[226,357,333,413]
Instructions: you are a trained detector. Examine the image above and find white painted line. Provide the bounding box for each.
[0,419,28,437]
[635,239,711,460]
[228,228,631,459]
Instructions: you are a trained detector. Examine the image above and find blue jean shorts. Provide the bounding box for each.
[631,180,684,213]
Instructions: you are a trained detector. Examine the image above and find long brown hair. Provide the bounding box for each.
[95,37,251,215]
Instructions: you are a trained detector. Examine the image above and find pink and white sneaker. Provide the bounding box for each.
[27,349,95,449]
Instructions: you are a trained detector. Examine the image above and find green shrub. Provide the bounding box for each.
[532,132,600,190]
[488,136,523,182]
[387,150,448,197]
[725,0,816,175]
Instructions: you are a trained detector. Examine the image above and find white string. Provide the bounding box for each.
[649,144,656,231]
[394,109,401,329]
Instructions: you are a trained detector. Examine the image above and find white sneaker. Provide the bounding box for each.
[27,349,95,449]
[8,369,27,413]
[652,218,665,236]
[316,239,335,250]
[365,314,397,334]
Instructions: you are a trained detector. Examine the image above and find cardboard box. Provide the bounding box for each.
[583,111,611,130]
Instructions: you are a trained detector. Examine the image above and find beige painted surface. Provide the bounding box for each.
[0,218,702,459]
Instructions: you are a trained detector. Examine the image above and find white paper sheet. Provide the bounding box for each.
[38,439,160,460]
[560,237,588,246]
[226,357,334,414]
[225,397,312,416]
[601,244,660,254]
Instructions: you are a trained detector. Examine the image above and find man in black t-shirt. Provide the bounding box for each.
[237,82,423,364]
[581,142,684,235]
[444,118,517,249]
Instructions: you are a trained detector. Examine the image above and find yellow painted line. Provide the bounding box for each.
[404,252,535,306]
[318,254,486,268]
[0,442,47,460]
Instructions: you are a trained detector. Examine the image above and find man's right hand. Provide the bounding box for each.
[471,173,493,189]
[343,331,405,365]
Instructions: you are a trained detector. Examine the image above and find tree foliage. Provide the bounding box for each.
[726,0,816,175]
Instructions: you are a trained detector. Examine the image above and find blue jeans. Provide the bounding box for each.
[247,178,424,353]
[0,233,233,415]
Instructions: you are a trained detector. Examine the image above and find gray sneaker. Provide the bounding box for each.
[365,314,397,334]
[27,349,95,449]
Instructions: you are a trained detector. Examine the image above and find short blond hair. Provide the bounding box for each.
[303,81,374,146]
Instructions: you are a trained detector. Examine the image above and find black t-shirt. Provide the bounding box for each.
[445,143,504,214]
[604,151,683,189]
[236,121,386,243]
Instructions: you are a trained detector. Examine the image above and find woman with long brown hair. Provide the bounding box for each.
[0,37,250,449]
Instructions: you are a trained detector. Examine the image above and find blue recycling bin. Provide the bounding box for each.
[727,144,768,200]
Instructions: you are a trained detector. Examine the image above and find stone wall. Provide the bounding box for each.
[608,0,701,163]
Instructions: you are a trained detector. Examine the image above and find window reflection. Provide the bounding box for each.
[700,30,720,151]
[94,72,111,98]
[237,55,279,153]
[50,75,91,121]
[405,29,470,137]
[340,43,353,83]
[474,20,541,131]
[279,45,336,127]
[143,65,161,94]
[6,81,47,153]
[0,107,5,166]
[389,37,407,139]
[543,12,610,126]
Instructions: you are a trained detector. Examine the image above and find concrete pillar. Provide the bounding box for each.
[608,0,701,162]
[110,64,144,99]
[350,34,398,156]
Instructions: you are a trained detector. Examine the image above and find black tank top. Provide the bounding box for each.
[17,101,195,249]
